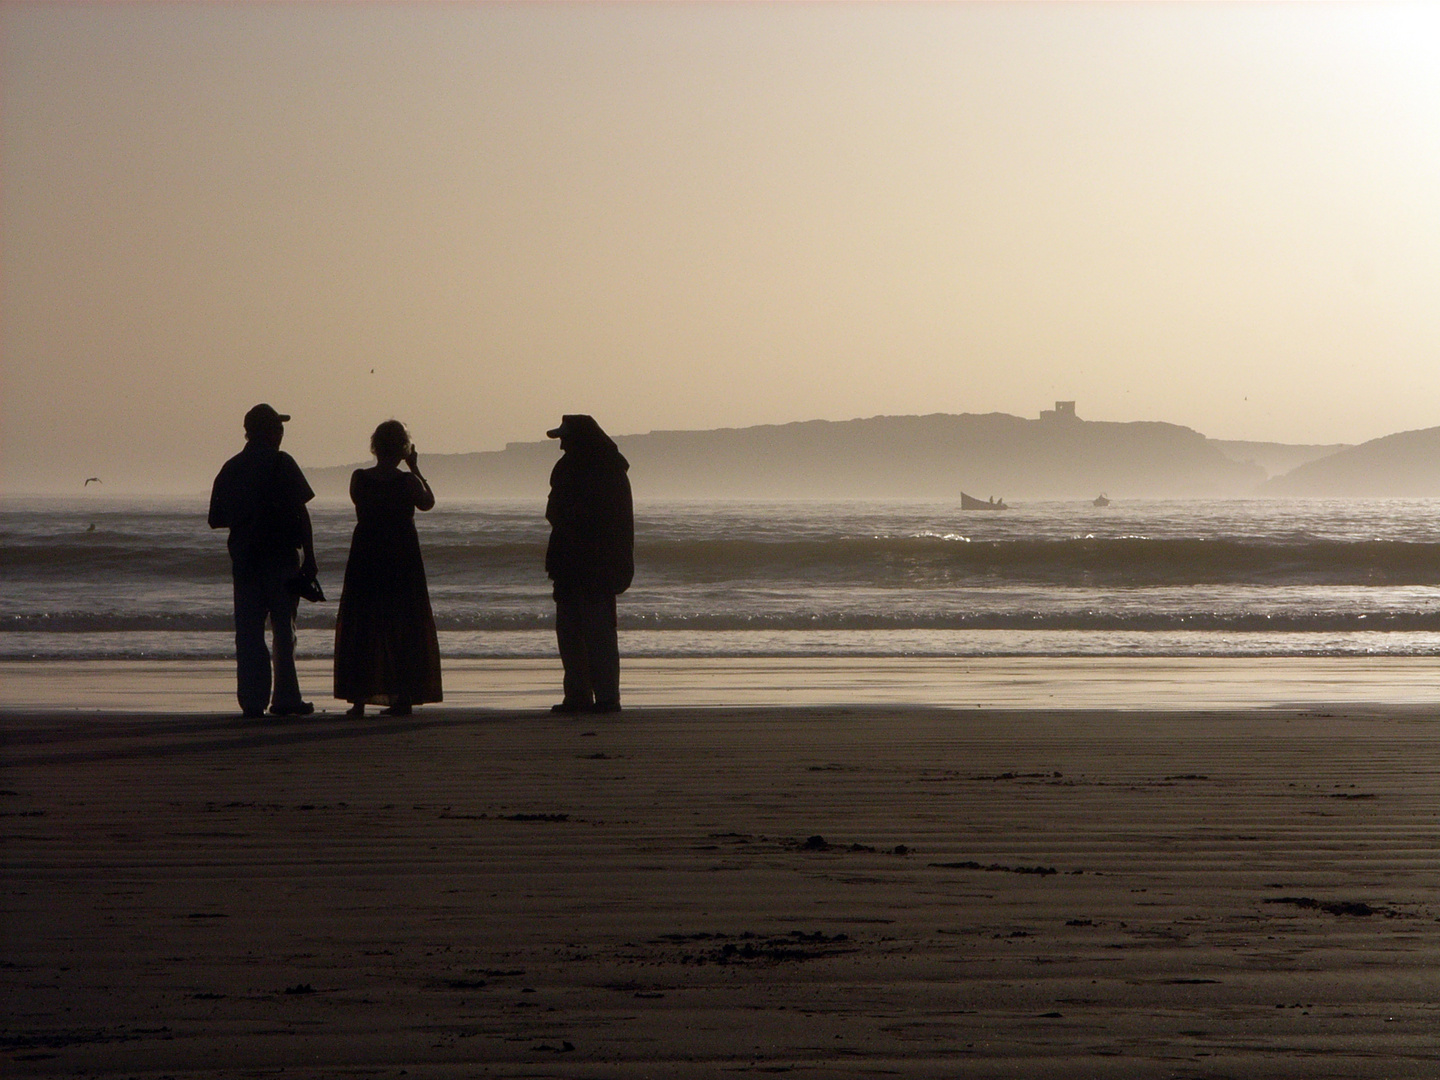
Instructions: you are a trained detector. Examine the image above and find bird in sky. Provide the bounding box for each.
[84,477,101,486]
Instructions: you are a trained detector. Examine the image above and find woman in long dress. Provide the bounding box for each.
[334,420,442,716]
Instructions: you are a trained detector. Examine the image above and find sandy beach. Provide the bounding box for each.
[4,661,1440,1077]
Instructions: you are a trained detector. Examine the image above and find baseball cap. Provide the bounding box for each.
[244,403,291,433]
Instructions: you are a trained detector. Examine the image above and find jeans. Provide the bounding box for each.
[554,591,620,707]
[232,554,303,714]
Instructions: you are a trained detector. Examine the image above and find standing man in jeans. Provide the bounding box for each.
[209,403,318,718]
[544,415,634,714]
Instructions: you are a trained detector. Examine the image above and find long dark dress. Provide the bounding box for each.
[333,467,442,706]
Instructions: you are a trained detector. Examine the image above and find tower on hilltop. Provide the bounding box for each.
[1040,401,1078,423]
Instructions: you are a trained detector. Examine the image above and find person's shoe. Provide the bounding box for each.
[551,700,588,714]
[269,701,315,717]
[346,703,365,718]
[381,703,412,716]
[588,701,622,715]
[242,707,266,719]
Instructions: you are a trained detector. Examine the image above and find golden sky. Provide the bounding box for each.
[4,2,1440,492]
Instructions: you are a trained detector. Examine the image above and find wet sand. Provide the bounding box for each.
[3,666,1440,1076]
[7,654,1440,712]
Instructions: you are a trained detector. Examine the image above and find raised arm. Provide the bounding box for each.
[406,448,435,511]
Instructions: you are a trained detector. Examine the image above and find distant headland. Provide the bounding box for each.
[1259,425,1440,497]
[308,403,1440,500]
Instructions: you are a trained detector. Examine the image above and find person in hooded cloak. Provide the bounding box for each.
[544,415,634,713]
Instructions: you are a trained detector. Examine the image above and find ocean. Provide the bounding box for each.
[3,496,1440,662]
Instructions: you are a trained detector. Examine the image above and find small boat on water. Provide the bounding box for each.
[1093,494,1110,507]
[961,492,1007,511]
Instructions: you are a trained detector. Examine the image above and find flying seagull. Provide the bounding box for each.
[84,477,101,486]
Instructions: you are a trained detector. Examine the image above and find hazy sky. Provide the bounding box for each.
[5,2,1440,493]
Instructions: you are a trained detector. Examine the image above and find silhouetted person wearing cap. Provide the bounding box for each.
[545,415,634,714]
[208,404,318,718]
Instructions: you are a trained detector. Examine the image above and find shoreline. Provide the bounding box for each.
[3,654,1440,714]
